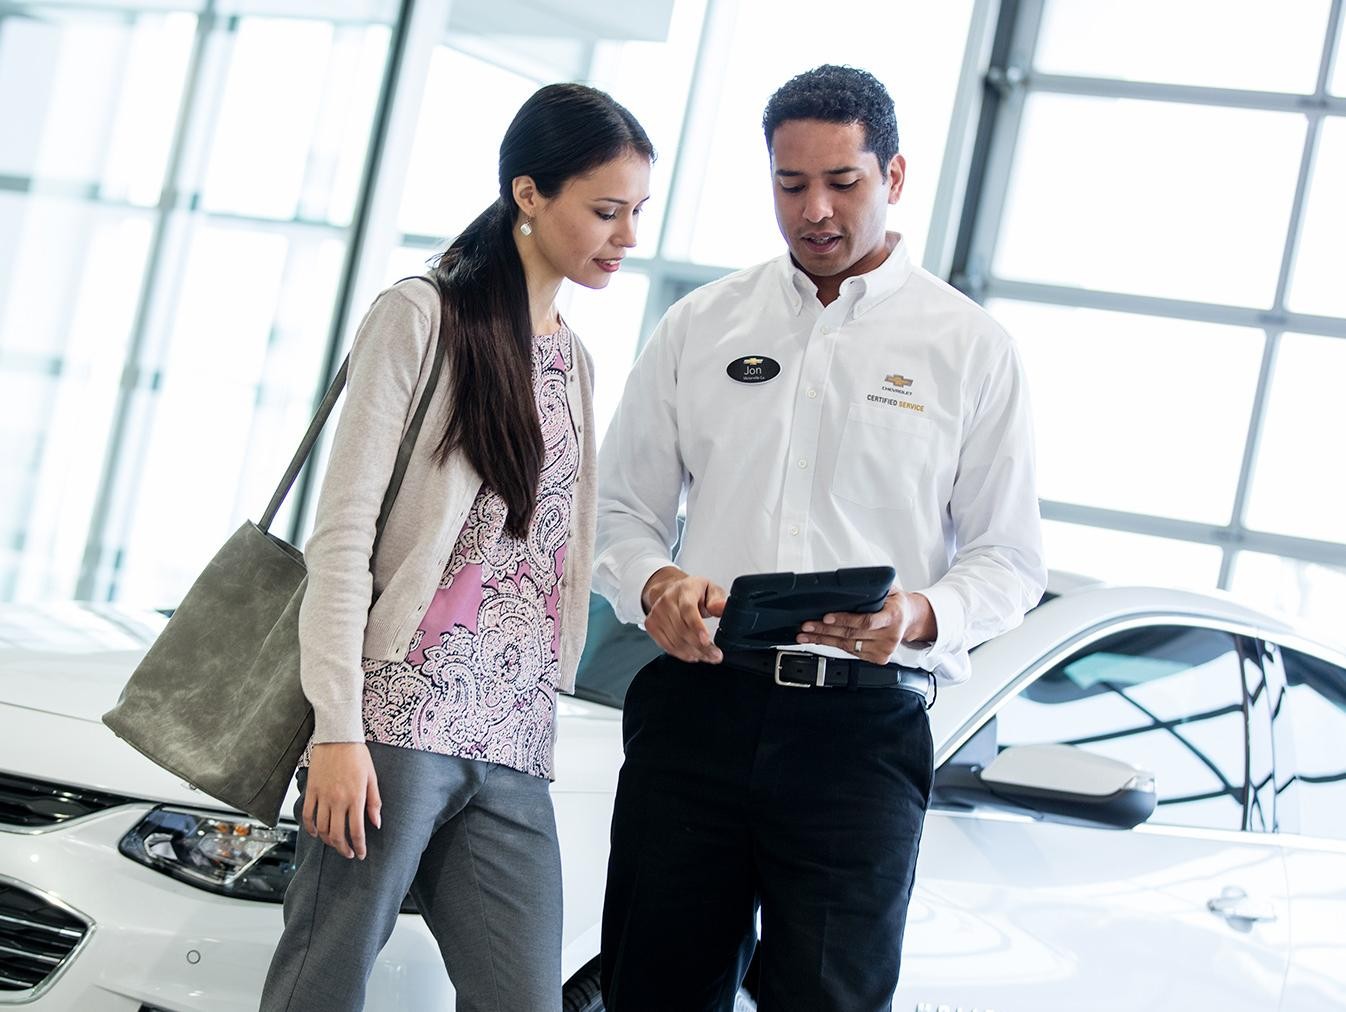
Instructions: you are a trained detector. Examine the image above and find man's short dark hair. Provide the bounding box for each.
[762,65,899,169]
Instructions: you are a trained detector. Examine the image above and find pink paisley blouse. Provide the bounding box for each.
[301,324,578,780]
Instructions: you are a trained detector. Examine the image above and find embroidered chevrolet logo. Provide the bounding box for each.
[885,374,913,388]
[744,357,763,366]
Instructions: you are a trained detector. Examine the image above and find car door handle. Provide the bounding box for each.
[1206,886,1278,929]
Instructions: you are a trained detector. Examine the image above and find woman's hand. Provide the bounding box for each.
[303,742,382,859]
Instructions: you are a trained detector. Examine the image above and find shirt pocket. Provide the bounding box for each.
[830,401,934,511]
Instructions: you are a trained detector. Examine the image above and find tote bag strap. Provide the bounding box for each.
[259,276,445,542]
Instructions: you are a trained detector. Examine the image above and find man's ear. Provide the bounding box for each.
[887,154,906,205]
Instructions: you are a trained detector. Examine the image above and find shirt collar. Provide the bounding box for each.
[784,265,818,315]
[780,233,914,319]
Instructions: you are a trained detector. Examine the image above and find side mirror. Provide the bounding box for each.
[935,743,1156,830]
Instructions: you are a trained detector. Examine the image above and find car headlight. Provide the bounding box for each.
[119,806,420,913]
[119,806,297,903]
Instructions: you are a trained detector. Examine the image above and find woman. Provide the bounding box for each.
[260,84,653,1011]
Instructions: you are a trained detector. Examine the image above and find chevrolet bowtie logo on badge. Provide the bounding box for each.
[885,373,913,389]
[727,355,781,383]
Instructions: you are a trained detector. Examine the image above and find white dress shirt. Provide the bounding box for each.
[593,237,1046,684]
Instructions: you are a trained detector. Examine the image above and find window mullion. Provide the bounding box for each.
[72,3,218,600]
[948,0,1046,302]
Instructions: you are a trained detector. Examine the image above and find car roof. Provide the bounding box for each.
[1033,570,1341,654]
[931,574,1346,759]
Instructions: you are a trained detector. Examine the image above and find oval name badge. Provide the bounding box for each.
[726,355,781,384]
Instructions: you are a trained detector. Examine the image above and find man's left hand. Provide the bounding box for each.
[796,591,937,661]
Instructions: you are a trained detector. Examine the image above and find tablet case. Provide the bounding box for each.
[713,566,896,652]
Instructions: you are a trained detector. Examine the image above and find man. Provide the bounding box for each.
[593,65,1046,1011]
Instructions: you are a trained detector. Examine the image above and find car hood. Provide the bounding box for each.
[0,603,623,811]
[0,603,165,723]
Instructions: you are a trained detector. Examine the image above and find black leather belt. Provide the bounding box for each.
[722,649,935,706]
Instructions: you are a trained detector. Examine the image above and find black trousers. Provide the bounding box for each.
[600,654,933,1012]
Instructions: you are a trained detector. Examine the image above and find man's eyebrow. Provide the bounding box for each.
[774,166,863,178]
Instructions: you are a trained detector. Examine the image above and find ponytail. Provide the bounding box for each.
[428,83,653,540]
[430,200,540,540]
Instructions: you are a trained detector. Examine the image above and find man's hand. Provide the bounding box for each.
[795,590,937,662]
[641,565,728,664]
[303,742,382,860]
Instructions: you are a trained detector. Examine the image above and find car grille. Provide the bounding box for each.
[0,771,134,828]
[0,882,88,993]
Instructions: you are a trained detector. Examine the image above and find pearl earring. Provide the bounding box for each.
[520,220,533,236]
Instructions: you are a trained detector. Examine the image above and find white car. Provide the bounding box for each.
[1,576,1344,1010]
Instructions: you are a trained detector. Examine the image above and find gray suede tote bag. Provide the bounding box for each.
[104,282,445,826]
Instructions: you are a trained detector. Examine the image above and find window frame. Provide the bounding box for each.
[1258,635,1346,844]
[946,0,1346,586]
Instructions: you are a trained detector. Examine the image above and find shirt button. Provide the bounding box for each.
[806,388,817,399]
[789,525,800,536]
[797,458,808,469]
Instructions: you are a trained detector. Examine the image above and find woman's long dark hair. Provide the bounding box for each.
[430,84,653,539]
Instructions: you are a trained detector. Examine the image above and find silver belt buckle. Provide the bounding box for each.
[774,650,828,687]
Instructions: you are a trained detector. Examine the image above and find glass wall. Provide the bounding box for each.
[12,0,1337,627]
[957,0,1346,631]
[0,1,396,603]
[1,0,980,607]
[389,0,977,443]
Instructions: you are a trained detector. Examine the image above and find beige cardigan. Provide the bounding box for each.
[298,276,598,743]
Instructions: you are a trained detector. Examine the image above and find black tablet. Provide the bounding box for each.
[713,566,896,653]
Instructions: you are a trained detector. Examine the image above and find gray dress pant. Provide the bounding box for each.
[260,741,563,1012]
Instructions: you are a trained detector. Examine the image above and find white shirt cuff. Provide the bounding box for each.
[616,554,676,626]
[907,583,965,665]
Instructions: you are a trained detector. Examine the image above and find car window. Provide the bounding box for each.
[995,625,1251,831]
[572,594,664,709]
[1272,644,1346,842]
